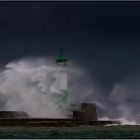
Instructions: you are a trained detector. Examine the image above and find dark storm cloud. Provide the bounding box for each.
[0,1,140,90]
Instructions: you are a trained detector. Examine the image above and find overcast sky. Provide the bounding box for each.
[0,1,140,92]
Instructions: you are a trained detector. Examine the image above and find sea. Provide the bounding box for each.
[0,125,140,139]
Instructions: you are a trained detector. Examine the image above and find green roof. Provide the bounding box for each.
[56,49,67,61]
[57,54,65,61]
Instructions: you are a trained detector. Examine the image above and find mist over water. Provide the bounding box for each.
[0,57,139,124]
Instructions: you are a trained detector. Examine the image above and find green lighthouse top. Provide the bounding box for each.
[56,49,68,65]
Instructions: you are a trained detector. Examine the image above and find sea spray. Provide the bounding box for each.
[0,57,95,118]
[0,57,139,125]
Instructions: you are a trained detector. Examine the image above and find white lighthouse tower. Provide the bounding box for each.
[55,49,68,107]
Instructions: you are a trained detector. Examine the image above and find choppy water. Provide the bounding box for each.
[0,126,140,138]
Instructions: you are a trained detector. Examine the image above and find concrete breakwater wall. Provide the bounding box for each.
[0,103,121,127]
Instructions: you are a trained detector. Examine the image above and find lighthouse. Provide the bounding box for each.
[55,49,68,107]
